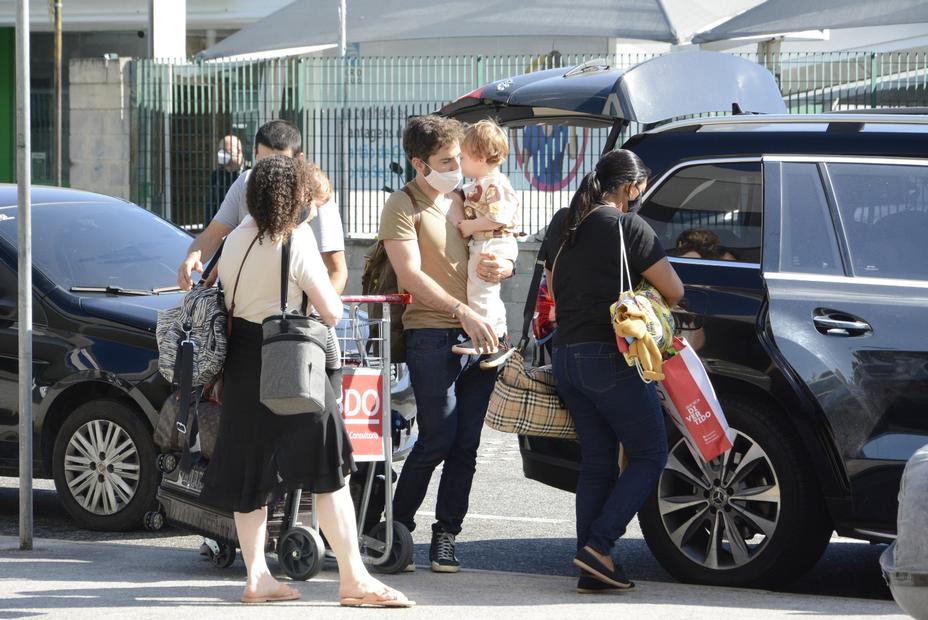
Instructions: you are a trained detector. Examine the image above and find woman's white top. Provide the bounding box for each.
[217,216,330,324]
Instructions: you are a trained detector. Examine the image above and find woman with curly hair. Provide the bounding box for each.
[201,155,413,607]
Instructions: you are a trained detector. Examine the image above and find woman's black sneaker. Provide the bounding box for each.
[572,547,634,589]
[577,572,635,593]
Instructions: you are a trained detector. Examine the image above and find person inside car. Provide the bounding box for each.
[674,228,737,261]
[542,149,683,593]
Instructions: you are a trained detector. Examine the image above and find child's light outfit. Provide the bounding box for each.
[462,171,520,338]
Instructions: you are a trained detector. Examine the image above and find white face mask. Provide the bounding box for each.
[217,149,232,166]
[423,164,463,194]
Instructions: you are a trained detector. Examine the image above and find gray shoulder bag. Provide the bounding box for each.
[259,236,330,416]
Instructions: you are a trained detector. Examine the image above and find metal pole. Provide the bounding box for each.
[337,0,348,228]
[16,0,34,551]
[53,0,62,185]
[337,0,346,58]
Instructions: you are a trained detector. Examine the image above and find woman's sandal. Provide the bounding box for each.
[240,583,301,604]
[340,589,416,608]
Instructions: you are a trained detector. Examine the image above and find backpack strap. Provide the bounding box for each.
[200,239,225,283]
[401,185,423,233]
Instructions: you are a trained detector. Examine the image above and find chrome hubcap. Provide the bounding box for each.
[657,429,781,570]
[63,419,140,516]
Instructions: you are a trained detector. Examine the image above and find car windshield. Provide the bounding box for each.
[0,201,192,291]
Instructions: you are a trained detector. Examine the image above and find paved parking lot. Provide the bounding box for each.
[0,427,893,604]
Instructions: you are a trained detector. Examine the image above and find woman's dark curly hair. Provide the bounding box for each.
[246,155,306,243]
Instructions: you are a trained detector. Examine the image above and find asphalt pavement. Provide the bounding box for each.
[0,427,904,618]
[0,534,908,619]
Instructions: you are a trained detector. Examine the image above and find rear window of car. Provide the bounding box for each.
[827,162,928,281]
[640,161,763,263]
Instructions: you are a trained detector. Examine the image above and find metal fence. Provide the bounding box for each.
[130,51,928,236]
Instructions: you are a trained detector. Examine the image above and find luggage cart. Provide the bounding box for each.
[146,294,416,578]
[338,294,416,574]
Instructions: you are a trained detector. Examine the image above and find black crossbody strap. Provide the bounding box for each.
[280,236,292,315]
[517,241,548,354]
[200,239,225,282]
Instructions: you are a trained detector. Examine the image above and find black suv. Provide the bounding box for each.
[443,52,928,587]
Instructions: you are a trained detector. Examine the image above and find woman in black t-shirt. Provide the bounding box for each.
[542,149,683,593]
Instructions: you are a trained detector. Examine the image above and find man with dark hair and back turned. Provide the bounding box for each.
[177,119,348,294]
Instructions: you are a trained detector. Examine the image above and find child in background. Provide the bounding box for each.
[303,161,333,221]
[451,120,520,369]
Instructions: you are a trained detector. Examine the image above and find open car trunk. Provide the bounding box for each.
[441,51,787,151]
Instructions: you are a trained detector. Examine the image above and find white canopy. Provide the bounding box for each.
[199,0,747,60]
[693,0,928,44]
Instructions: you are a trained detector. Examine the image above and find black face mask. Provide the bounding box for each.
[627,198,642,214]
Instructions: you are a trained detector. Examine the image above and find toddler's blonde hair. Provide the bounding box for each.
[462,119,509,166]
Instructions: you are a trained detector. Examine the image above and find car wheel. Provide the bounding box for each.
[639,396,832,587]
[52,399,158,531]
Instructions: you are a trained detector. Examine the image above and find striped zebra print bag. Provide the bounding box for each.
[157,248,229,387]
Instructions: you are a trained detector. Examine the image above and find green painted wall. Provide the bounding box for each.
[0,28,14,182]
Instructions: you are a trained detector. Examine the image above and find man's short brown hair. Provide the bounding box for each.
[403,115,464,163]
[462,119,509,166]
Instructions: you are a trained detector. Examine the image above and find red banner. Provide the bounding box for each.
[340,367,386,462]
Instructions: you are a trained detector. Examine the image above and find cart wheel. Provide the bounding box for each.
[143,510,164,531]
[210,542,237,568]
[277,526,325,581]
[156,453,177,474]
[367,521,414,574]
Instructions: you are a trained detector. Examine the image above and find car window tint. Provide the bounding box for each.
[827,163,928,280]
[0,202,192,291]
[640,162,762,263]
[779,163,842,275]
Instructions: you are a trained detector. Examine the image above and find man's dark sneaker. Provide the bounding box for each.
[572,547,634,589]
[430,531,460,573]
[576,572,635,594]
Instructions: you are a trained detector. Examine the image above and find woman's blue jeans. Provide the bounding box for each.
[553,342,668,557]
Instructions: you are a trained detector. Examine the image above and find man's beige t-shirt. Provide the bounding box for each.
[378,182,468,330]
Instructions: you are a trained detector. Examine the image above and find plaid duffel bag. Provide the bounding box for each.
[485,348,577,440]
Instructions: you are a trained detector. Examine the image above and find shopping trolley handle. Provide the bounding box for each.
[341,294,412,305]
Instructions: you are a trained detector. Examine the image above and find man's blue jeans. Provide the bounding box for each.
[393,328,498,536]
[553,342,668,556]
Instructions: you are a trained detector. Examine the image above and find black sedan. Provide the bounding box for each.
[0,185,188,530]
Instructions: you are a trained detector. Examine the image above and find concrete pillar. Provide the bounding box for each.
[68,57,132,200]
[149,0,187,59]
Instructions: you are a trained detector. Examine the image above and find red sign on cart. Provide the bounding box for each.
[340,367,385,462]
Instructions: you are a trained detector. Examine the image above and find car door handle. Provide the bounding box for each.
[813,315,872,336]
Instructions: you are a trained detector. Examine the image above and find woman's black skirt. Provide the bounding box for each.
[200,317,355,514]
